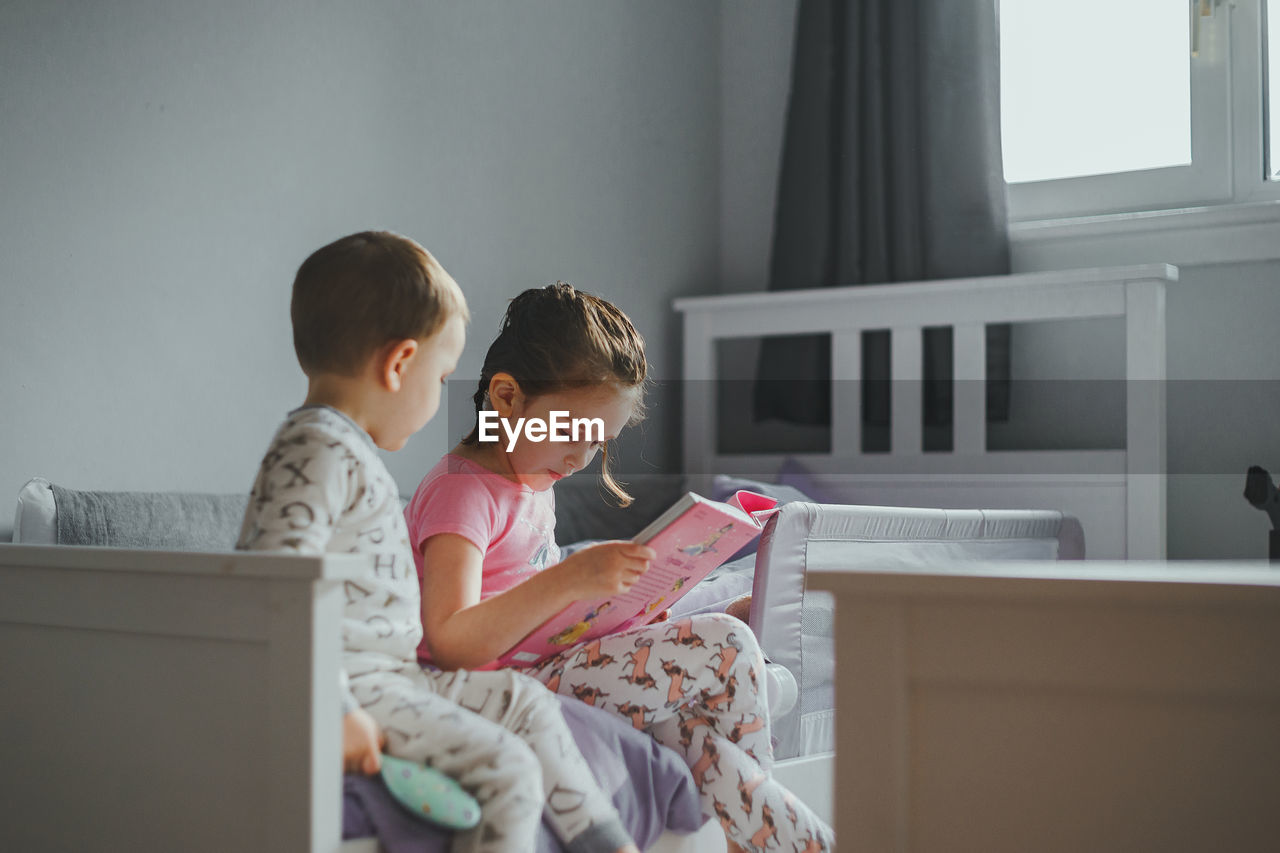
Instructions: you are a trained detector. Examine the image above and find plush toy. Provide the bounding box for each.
[1244,466,1280,527]
[1244,465,1280,561]
[380,754,481,830]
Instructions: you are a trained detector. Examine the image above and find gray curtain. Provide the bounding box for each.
[754,0,1010,448]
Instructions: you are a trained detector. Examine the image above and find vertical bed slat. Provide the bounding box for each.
[952,322,987,455]
[682,311,716,491]
[1124,278,1167,559]
[832,330,863,457]
[890,326,923,456]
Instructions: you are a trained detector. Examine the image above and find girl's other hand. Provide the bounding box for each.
[563,541,655,598]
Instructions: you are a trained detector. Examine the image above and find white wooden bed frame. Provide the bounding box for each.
[674,263,1174,560]
[0,543,820,853]
[811,559,1280,852]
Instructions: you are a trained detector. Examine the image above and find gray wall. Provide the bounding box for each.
[0,0,721,537]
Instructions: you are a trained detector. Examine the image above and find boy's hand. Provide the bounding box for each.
[343,706,386,775]
[563,541,655,598]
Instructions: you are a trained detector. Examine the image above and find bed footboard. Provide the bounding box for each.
[0,544,363,853]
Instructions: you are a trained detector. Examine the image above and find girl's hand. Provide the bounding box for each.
[343,706,386,775]
[561,541,655,598]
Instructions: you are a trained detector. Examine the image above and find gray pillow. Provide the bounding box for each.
[13,477,247,551]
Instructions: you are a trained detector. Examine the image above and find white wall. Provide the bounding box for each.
[0,0,721,537]
[717,2,1280,560]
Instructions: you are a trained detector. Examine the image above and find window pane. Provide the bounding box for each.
[1001,0,1191,183]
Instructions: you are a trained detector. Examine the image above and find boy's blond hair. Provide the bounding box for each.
[291,231,469,376]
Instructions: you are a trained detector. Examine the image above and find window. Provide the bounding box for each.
[1001,0,1279,221]
[1268,0,1280,177]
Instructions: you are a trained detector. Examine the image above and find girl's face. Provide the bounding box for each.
[503,383,638,491]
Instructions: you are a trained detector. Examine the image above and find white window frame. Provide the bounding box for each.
[1007,0,1280,223]
[1229,0,1280,200]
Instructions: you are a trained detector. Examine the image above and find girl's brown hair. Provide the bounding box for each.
[463,282,648,505]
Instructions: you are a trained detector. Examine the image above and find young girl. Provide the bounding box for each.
[406,283,834,853]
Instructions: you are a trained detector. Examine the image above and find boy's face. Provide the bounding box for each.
[504,383,637,492]
[384,314,465,451]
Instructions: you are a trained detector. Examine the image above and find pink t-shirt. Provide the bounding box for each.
[405,453,560,663]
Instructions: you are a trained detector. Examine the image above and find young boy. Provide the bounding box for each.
[236,232,637,853]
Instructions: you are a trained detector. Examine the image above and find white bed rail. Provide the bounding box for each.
[674,264,1172,558]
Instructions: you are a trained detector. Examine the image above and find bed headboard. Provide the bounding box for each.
[674,264,1173,559]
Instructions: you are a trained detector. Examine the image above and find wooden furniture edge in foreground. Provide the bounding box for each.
[809,561,1280,853]
[0,545,367,853]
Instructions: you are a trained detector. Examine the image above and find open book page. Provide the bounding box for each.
[496,490,778,667]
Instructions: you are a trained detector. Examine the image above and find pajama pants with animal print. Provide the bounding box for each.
[524,612,835,852]
[348,661,632,853]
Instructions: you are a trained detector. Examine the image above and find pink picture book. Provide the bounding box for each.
[495,490,780,667]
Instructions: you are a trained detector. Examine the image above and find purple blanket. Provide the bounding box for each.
[343,694,705,851]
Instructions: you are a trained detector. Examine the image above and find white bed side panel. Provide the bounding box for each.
[797,475,1123,559]
[751,504,1071,758]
